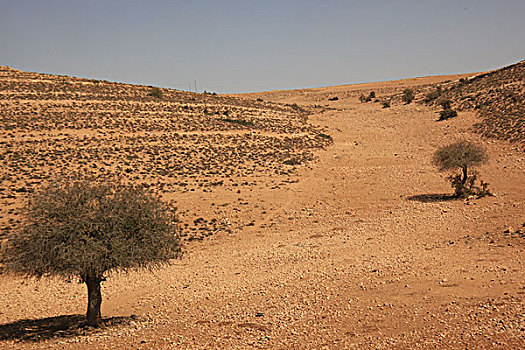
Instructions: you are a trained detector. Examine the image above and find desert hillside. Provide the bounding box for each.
[0,66,524,349]
[422,60,524,144]
[0,66,331,240]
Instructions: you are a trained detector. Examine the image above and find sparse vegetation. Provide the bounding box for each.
[148,87,163,98]
[402,88,415,104]
[382,99,391,108]
[437,98,458,121]
[359,91,375,103]
[1,181,181,327]
[424,87,442,103]
[432,141,490,198]
[438,108,458,121]
[219,118,254,127]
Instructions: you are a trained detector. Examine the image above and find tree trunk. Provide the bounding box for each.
[85,276,102,327]
[461,166,468,186]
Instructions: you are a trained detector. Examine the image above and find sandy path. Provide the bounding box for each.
[1,88,523,349]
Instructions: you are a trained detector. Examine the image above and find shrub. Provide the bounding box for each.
[1,181,181,327]
[220,118,254,127]
[402,88,415,104]
[359,92,374,103]
[432,141,490,198]
[438,108,458,121]
[424,87,442,103]
[436,98,457,121]
[438,98,452,110]
[148,87,163,98]
[382,99,391,108]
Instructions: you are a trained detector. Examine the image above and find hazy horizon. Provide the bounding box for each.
[1,1,524,93]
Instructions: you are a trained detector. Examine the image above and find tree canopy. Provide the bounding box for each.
[1,180,181,326]
[432,140,488,172]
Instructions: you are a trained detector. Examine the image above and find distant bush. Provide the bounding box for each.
[437,98,457,121]
[438,98,452,110]
[438,108,458,121]
[359,92,374,103]
[220,118,254,127]
[402,88,415,104]
[256,98,264,102]
[203,107,213,115]
[283,158,302,166]
[424,87,442,103]
[432,140,490,198]
[149,87,163,98]
[382,99,391,108]
[287,103,301,111]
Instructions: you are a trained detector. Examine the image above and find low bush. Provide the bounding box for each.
[438,108,458,121]
[148,87,163,98]
[402,88,415,104]
[424,88,442,103]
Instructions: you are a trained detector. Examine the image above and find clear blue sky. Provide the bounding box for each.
[1,1,524,93]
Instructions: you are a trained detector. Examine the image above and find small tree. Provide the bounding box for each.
[402,88,415,104]
[1,181,181,327]
[432,141,490,197]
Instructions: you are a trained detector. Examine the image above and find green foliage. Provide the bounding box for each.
[402,88,415,104]
[148,87,163,98]
[432,141,490,197]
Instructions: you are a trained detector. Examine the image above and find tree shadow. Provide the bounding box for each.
[406,193,457,203]
[0,314,136,342]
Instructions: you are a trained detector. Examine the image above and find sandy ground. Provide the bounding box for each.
[0,76,524,349]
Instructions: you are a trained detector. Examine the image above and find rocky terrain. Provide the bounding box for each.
[0,66,331,240]
[419,60,524,145]
[0,66,523,349]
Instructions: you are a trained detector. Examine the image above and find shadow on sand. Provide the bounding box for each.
[406,193,457,203]
[0,314,135,342]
